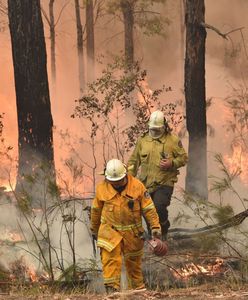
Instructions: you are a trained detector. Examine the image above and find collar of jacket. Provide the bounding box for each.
[99,174,137,201]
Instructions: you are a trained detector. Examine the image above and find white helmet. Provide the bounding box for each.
[105,159,127,181]
[148,110,165,128]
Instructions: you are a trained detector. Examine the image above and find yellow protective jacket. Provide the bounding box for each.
[128,132,188,192]
[90,174,160,252]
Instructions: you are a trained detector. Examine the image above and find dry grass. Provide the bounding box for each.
[1,283,248,300]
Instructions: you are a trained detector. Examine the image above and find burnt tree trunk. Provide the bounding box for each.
[49,0,56,84]
[185,0,208,199]
[75,0,85,94]
[8,0,55,206]
[86,0,95,83]
[120,0,134,67]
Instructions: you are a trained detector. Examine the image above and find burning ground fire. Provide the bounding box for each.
[171,258,226,280]
[1,228,23,243]
[9,257,49,283]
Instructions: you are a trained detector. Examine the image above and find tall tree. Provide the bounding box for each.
[49,0,56,84]
[120,0,134,66]
[184,0,208,199]
[75,0,85,94]
[107,0,168,67]
[41,1,69,88]
[8,0,55,205]
[86,0,95,83]
[40,0,56,85]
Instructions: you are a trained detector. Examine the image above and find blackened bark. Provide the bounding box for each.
[120,0,134,66]
[75,0,85,94]
[49,0,56,84]
[8,0,55,204]
[86,0,95,83]
[185,0,208,199]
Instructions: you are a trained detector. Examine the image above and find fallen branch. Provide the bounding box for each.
[169,209,248,240]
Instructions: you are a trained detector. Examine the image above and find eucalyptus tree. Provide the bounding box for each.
[86,0,95,83]
[107,0,168,67]
[184,0,207,199]
[41,0,69,86]
[8,0,55,207]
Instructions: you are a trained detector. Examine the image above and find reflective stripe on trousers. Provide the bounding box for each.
[100,239,145,290]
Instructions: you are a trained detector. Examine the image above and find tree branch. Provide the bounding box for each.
[41,5,51,26]
[201,22,228,39]
[201,22,245,40]
[169,209,248,240]
[55,1,70,27]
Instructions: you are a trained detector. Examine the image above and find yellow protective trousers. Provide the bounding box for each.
[100,238,145,290]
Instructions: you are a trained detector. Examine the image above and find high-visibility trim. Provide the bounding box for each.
[124,249,143,258]
[97,238,115,252]
[112,222,142,231]
[104,276,120,284]
[91,206,101,210]
[100,217,142,231]
[142,202,155,212]
[100,216,106,222]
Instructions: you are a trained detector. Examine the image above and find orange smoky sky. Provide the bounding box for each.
[1,0,248,192]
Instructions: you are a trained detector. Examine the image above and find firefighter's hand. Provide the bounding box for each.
[160,159,172,170]
[151,228,161,239]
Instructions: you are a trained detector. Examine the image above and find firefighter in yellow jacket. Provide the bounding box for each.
[90,159,161,294]
[128,110,188,240]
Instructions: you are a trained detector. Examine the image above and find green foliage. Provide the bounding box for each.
[225,86,248,137]
[23,174,36,184]
[48,179,60,198]
[210,153,241,196]
[72,57,182,158]
[106,0,169,36]
[212,204,234,224]
[17,190,32,213]
[195,234,220,252]
[135,3,170,37]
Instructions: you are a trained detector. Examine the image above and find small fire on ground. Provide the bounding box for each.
[9,257,49,283]
[171,258,226,280]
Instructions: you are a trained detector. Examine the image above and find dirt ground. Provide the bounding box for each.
[1,284,248,300]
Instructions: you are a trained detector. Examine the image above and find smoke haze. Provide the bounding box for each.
[0,0,248,253]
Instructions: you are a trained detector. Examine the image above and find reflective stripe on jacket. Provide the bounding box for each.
[90,174,160,252]
[128,132,188,192]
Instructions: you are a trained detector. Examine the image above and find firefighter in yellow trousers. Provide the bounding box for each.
[90,159,161,294]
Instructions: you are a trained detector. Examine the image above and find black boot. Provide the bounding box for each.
[105,285,118,294]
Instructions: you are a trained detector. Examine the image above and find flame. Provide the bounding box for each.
[224,143,248,185]
[137,77,153,105]
[171,258,225,280]
[0,184,13,192]
[9,259,49,283]
[27,267,38,282]
[27,267,50,282]
[5,185,13,192]
[8,230,23,242]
